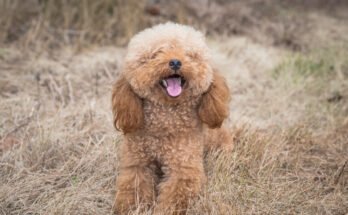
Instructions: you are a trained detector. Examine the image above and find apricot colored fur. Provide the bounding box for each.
[112,23,232,215]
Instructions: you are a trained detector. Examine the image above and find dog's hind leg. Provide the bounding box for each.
[203,127,234,153]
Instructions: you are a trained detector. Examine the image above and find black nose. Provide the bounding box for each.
[169,59,181,70]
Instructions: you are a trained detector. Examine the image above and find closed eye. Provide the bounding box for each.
[187,52,202,60]
[139,57,147,65]
[150,49,163,59]
[138,48,164,65]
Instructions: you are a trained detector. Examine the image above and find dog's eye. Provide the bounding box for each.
[150,50,162,59]
[187,52,201,60]
[139,57,148,65]
[138,53,158,65]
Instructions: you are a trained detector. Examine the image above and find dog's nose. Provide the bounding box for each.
[169,59,181,71]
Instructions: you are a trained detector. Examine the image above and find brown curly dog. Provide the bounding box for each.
[112,22,232,215]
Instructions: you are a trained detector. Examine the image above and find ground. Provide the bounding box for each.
[0,1,348,214]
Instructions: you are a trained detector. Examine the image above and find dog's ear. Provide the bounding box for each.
[112,75,143,133]
[198,70,230,128]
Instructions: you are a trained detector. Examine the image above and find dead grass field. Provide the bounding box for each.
[0,1,348,214]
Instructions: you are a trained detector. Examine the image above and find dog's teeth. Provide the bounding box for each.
[161,80,168,87]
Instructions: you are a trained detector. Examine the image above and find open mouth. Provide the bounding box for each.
[159,74,186,97]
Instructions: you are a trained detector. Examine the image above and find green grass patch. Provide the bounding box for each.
[272,53,333,80]
[272,47,348,82]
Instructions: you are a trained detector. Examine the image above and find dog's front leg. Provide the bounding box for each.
[114,146,156,214]
[154,157,205,215]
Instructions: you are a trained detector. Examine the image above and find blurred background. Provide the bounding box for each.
[1,0,348,50]
[0,1,347,215]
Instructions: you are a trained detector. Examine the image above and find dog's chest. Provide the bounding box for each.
[142,100,201,135]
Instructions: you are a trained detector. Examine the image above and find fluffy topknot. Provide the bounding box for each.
[125,22,210,63]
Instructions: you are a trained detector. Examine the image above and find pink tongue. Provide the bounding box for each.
[165,78,182,97]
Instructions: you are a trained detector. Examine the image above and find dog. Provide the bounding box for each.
[112,22,232,214]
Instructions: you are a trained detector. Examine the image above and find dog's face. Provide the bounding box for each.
[112,23,230,133]
[123,23,213,104]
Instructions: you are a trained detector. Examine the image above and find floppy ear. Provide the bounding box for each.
[198,70,230,128]
[112,75,143,133]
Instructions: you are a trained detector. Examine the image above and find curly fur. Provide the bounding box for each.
[112,22,232,215]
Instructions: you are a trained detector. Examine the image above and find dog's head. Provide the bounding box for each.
[112,23,230,133]
[123,22,213,103]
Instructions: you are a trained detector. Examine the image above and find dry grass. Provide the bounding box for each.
[1,41,347,214]
[1,1,348,215]
[1,0,348,51]
[0,0,146,48]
